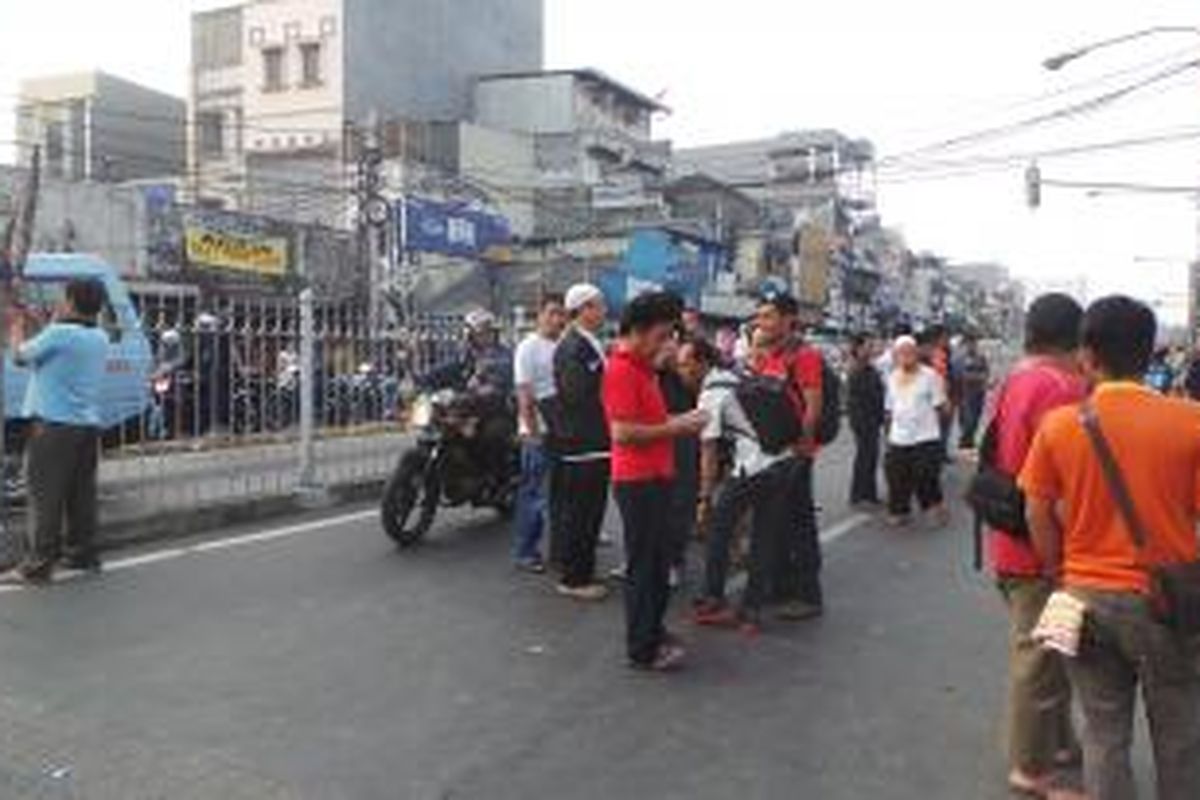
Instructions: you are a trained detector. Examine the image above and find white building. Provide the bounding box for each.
[189,0,544,216]
[17,71,186,183]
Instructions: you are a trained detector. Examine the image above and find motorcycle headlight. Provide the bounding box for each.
[409,396,435,428]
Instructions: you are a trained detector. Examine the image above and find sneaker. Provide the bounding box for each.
[607,564,627,581]
[556,582,609,602]
[630,642,687,673]
[692,598,738,627]
[513,557,546,575]
[775,600,824,622]
[0,567,52,587]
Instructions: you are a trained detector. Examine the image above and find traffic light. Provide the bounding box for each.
[1025,162,1042,210]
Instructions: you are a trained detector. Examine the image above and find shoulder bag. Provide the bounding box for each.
[1080,401,1200,633]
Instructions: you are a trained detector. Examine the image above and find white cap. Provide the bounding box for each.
[894,334,918,350]
[565,283,604,313]
[464,308,497,332]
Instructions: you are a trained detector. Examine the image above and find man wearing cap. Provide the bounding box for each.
[750,291,825,621]
[553,284,612,601]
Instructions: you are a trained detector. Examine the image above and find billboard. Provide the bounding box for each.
[401,197,512,261]
[184,224,289,277]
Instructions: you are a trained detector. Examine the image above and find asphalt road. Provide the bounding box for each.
[0,444,1155,799]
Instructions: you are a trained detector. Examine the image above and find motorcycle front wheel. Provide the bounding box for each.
[381,449,440,548]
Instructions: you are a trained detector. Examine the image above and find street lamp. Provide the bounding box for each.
[1043,25,1200,71]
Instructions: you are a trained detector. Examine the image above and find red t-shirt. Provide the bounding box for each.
[602,346,675,484]
[989,357,1088,577]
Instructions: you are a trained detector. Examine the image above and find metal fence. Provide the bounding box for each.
[6,289,474,536]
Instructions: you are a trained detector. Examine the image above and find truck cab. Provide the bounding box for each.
[6,254,152,430]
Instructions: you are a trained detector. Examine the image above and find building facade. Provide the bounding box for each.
[189,0,544,213]
[17,71,186,183]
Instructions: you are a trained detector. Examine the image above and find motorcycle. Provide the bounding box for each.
[380,388,518,548]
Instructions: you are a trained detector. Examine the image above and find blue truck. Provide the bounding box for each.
[5,254,152,430]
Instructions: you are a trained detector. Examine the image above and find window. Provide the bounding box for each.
[262,47,285,92]
[197,111,224,157]
[299,42,322,87]
[18,278,121,343]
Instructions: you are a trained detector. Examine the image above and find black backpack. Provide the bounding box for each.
[710,371,806,455]
[816,358,842,446]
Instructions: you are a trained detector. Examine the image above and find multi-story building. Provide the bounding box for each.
[676,131,877,326]
[17,71,186,182]
[472,69,671,239]
[189,0,543,215]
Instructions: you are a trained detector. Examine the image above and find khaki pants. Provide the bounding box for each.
[1067,589,1200,800]
[998,576,1080,774]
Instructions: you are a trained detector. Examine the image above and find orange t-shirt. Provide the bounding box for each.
[1019,382,1200,594]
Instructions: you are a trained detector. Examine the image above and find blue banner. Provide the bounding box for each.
[400,197,512,260]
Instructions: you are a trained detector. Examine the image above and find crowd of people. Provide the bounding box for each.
[4,272,1200,798]
[512,284,827,671]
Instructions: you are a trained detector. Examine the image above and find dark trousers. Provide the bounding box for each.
[614,480,673,665]
[885,440,944,516]
[559,458,609,587]
[546,452,567,567]
[703,461,790,613]
[850,426,881,504]
[667,465,698,569]
[959,391,986,448]
[1066,590,1200,800]
[775,457,822,606]
[23,423,100,577]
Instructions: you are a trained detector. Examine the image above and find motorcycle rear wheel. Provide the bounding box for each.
[381,450,439,548]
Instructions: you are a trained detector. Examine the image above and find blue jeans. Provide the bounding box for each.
[512,441,550,563]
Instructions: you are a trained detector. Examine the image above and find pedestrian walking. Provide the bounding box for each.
[602,292,708,671]
[1021,295,1200,800]
[846,333,885,507]
[553,284,611,602]
[884,335,949,527]
[955,334,990,449]
[984,293,1087,798]
[1,279,109,585]
[686,338,794,635]
[749,291,824,621]
[511,294,566,574]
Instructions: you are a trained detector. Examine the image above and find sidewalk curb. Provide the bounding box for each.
[97,479,385,552]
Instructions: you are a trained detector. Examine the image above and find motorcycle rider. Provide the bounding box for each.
[422,308,515,497]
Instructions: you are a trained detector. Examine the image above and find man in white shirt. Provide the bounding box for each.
[884,335,949,526]
[511,295,567,572]
[680,338,795,635]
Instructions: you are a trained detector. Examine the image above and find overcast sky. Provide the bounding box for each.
[1,0,1198,322]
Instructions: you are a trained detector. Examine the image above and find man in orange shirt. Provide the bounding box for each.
[1021,296,1200,800]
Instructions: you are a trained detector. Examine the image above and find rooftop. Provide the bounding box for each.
[476,68,670,113]
[18,70,185,106]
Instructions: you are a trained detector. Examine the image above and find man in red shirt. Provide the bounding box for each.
[603,292,708,671]
[750,291,825,620]
[989,293,1087,798]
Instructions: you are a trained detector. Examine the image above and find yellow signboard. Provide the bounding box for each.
[185,226,289,277]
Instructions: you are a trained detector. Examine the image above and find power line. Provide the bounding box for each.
[877,59,1200,166]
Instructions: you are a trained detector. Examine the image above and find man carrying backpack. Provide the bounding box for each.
[685,337,796,634]
[750,291,825,621]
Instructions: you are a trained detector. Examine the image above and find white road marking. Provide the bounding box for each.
[820,512,873,545]
[0,508,877,595]
[0,509,378,592]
